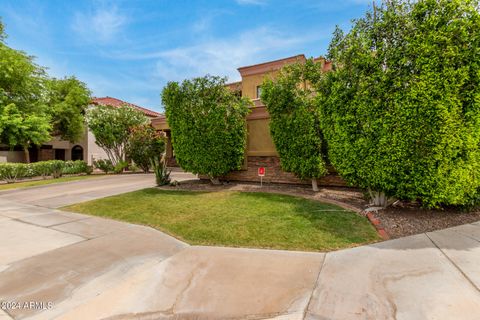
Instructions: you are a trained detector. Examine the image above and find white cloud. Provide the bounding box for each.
[150,27,322,82]
[235,0,267,6]
[72,5,127,43]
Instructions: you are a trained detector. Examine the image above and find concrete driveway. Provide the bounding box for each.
[0,173,479,319]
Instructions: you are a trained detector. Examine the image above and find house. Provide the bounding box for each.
[0,97,161,164]
[152,54,345,186]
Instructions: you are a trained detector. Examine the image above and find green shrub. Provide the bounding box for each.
[62,160,88,175]
[262,59,327,191]
[318,0,480,207]
[29,161,53,179]
[94,159,114,174]
[114,160,129,174]
[151,157,171,186]
[162,75,251,184]
[126,125,165,173]
[48,160,65,178]
[0,163,28,183]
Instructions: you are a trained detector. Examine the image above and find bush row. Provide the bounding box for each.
[0,160,92,183]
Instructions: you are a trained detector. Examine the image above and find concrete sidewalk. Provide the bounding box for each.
[0,174,479,319]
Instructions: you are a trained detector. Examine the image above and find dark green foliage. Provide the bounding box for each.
[126,125,165,173]
[262,59,327,189]
[318,0,480,207]
[162,75,251,180]
[94,159,114,174]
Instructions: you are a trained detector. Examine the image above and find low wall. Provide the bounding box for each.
[198,156,347,187]
[0,151,25,163]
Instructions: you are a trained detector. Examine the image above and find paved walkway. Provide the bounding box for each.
[0,174,479,319]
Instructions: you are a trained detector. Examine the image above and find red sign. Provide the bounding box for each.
[258,167,265,176]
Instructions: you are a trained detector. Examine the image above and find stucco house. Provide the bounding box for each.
[152,54,344,186]
[0,97,161,164]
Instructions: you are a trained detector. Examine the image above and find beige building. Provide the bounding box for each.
[152,54,344,186]
[0,97,161,164]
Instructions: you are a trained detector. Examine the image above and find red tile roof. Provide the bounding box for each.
[91,97,162,118]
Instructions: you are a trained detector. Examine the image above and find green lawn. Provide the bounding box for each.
[63,189,380,251]
[0,175,103,191]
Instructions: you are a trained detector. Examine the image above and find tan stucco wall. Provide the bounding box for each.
[247,118,277,156]
[240,71,278,156]
[0,151,24,163]
[241,71,278,99]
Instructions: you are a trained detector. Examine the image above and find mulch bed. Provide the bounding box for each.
[375,203,480,239]
[165,179,480,240]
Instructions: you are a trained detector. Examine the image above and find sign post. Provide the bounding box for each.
[258,167,265,187]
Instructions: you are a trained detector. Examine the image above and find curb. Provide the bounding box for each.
[366,212,390,240]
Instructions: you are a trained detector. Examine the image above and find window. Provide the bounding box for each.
[256,86,262,99]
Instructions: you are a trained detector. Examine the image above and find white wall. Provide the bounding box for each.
[86,129,109,165]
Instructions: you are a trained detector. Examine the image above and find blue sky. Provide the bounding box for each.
[0,0,373,112]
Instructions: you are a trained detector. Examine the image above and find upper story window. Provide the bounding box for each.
[256,86,262,99]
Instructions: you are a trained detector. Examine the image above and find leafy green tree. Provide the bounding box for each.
[318,0,480,207]
[162,75,251,184]
[86,105,148,165]
[126,124,165,173]
[0,104,51,162]
[46,77,91,142]
[262,60,327,191]
[0,36,50,162]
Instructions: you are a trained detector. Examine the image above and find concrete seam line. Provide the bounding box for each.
[10,217,91,235]
[424,232,480,293]
[303,253,327,319]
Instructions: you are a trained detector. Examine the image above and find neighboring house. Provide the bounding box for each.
[0,97,161,164]
[152,54,344,186]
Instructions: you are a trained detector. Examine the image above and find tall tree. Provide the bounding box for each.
[0,28,50,162]
[262,59,327,191]
[46,77,91,142]
[162,75,251,184]
[86,105,148,165]
[318,0,480,207]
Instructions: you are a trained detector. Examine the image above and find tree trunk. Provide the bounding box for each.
[23,146,30,163]
[210,177,221,185]
[311,178,319,192]
[369,189,388,208]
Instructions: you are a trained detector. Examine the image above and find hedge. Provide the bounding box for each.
[0,160,91,183]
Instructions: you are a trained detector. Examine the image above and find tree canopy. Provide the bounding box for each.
[86,105,148,165]
[0,32,50,161]
[0,22,91,161]
[262,59,327,191]
[318,0,480,207]
[162,75,251,183]
[45,77,91,143]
